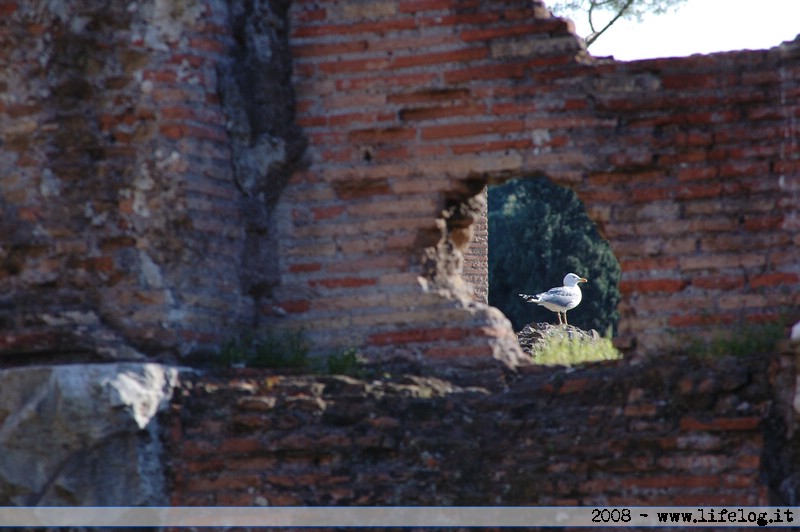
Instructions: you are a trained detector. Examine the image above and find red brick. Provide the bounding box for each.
[311,205,345,220]
[619,278,687,294]
[318,57,392,74]
[691,275,745,290]
[677,166,717,181]
[368,327,466,346]
[421,119,525,140]
[425,344,492,360]
[188,37,227,54]
[183,457,226,475]
[0,1,18,16]
[399,103,486,122]
[395,47,488,69]
[184,472,261,493]
[677,182,723,200]
[451,138,532,155]
[744,215,784,231]
[444,62,527,83]
[387,87,471,105]
[735,454,762,470]
[277,300,311,314]
[459,23,541,42]
[218,437,263,454]
[620,474,720,490]
[348,127,416,143]
[310,277,379,289]
[288,262,322,273]
[620,257,679,272]
[750,272,800,288]
[679,416,762,432]
[398,0,456,11]
[558,377,589,394]
[292,40,368,58]
[292,19,417,39]
[624,404,658,417]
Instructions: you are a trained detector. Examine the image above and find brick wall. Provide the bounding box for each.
[1,0,798,364]
[462,187,488,304]
[0,0,301,362]
[166,352,799,506]
[277,0,800,358]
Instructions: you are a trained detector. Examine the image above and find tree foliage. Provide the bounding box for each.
[549,0,687,47]
[488,177,621,333]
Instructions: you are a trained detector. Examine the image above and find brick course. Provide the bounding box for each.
[166,352,793,506]
[0,0,798,364]
[280,0,800,358]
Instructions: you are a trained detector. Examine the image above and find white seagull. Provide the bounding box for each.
[519,273,588,326]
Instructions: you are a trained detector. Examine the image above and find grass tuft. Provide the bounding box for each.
[683,321,787,359]
[532,333,622,366]
[218,328,310,369]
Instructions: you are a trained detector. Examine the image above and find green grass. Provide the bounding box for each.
[217,329,370,377]
[321,347,368,378]
[218,328,310,369]
[683,321,787,359]
[532,333,622,366]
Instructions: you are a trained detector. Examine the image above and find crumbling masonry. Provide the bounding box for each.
[1,0,799,508]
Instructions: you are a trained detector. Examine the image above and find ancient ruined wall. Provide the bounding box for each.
[0,0,304,362]
[1,0,800,510]
[581,49,800,352]
[1,0,797,365]
[462,187,488,304]
[280,0,800,359]
[166,352,800,506]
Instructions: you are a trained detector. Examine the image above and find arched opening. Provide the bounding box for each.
[488,177,621,336]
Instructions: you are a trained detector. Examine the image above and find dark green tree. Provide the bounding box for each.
[488,177,621,334]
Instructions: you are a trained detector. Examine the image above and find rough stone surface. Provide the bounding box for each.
[279,0,800,359]
[0,0,799,513]
[0,0,303,363]
[516,322,602,355]
[167,352,800,506]
[1,0,798,364]
[0,363,178,505]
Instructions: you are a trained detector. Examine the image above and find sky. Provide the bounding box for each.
[556,0,800,61]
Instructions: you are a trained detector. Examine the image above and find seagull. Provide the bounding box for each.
[519,273,588,326]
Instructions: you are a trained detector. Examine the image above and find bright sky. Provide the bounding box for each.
[557,0,800,61]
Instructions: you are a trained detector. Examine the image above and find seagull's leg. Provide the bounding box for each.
[563,312,568,326]
[556,312,563,325]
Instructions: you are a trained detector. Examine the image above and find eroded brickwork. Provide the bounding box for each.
[167,353,797,506]
[2,0,800,510]
[280,0,800,358]
[0,0,301,362]
[1,0,798,363]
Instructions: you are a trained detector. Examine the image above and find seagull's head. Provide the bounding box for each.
[563,273,588,287]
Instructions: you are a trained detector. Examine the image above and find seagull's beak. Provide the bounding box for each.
[579,278,588,283]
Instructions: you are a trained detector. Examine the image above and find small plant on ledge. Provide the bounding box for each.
[320,347,369,378]
[533,333,622,366]
[679,320,789,360]
[216,329,370,378]
[518,323,622,367]
[218,328,310,369]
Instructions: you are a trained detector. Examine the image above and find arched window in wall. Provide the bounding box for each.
[488,177,621,335]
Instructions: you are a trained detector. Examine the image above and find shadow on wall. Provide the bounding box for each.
[488,177,621,334]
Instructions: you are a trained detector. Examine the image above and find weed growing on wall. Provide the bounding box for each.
[218,328,310,369]
[217,330,369,377]
[532,333,622,366]
[322,347,368,378]
[681,321,788,359]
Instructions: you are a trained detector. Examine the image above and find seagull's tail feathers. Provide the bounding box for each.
[519,293,540,303]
